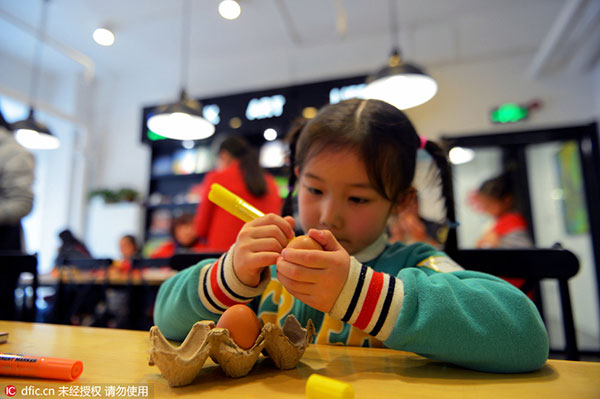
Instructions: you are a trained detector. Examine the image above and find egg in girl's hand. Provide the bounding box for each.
[287,235,323,250]
[216,304,262,350]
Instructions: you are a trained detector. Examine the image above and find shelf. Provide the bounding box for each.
[146,232,170,240]
[150,173,206,182]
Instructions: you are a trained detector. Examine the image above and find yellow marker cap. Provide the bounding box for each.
[306,374,354,399]
[208,183,264,223]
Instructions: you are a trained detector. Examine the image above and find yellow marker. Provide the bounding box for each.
[208,183,264,222]
[306,374,355,399]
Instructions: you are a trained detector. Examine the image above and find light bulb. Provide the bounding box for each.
[363,74,437,110]
[15,129,60,150]
[219,0,241,20]
[93,28,115,46]
[448,147,475,165]
[263,128,277,141]
[147,112,215,141]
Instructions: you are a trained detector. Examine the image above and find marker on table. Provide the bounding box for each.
[0,353,83,381]
[306,374,355,399]
[208,183,264,222]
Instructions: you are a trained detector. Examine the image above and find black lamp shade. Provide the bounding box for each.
[13,108,60,150]
[364,49,438,110]
[147,90,215,141]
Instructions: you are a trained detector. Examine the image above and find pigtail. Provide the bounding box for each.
[422,140,458,253]
[281,118,307,217]
[239,149,267,197]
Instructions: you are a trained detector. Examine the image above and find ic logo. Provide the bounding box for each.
[5,385,17,397]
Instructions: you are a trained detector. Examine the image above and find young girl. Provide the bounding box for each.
[154,99,548,373]
[474,171,533,249]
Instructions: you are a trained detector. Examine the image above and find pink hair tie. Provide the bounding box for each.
[419,136,427,150]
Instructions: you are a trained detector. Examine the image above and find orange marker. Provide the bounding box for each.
[0,353,83,381]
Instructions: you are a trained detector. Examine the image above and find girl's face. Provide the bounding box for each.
[174,222,197,247]
[477,194,513,218]
[296,149,395,255]
[119,237,136,259]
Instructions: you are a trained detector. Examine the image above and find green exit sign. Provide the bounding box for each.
[146,129,167,141]
[490,103,529,124]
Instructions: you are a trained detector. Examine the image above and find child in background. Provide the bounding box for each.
[387,190,443,248]
[154,99,548,373]
[472,172,534,297]
[150,214,203,258]
[106,235,140,328]
[112,234,139,273]
[474,172,533,249]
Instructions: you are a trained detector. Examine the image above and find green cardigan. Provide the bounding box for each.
[154,240,548,373]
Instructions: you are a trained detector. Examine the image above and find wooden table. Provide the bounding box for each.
[0,321,598,398]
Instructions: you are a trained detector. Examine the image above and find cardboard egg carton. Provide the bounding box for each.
[148,315,316,387]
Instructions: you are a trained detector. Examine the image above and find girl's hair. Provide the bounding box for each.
[0,110,12,131]
[121,234,138,250]
[219,136,267,197]
[283,98,455,236]
[478,171,513,200]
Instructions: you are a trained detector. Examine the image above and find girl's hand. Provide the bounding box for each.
[233,214,295,287]
[276,229,350,313]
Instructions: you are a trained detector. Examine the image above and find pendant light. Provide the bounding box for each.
[363,0,438,110]
[147,0,215,141]
[13,0,60,150]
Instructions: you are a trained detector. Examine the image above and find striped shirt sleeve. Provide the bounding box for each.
[329,257,404,341]
[197,245,271,314]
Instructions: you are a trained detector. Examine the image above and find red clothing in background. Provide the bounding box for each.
[194,161,283,251]
[493,212,528,236]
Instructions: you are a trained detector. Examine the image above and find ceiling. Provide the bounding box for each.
[0,0,598,99]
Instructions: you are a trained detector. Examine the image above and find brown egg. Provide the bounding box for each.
[216,304,262,350]
[287,235,323,250]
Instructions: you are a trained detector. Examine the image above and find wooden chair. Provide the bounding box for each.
[0,252,38,321]
[60,257,113,270]
[448,247,580,360]
[131,257,171,269]
[170,252,222,271]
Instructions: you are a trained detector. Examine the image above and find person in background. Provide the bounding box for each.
[193,135,282,251]
[112,234,139,273]
[387,189,443,248]
[0,110,35,320]
[105,235,140,329]
[0,111,34,252]
[155,99,548,373]
[151,213,203,258]
[474,171,533,249]
[54,229,92,266]
[472,171,534,298]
